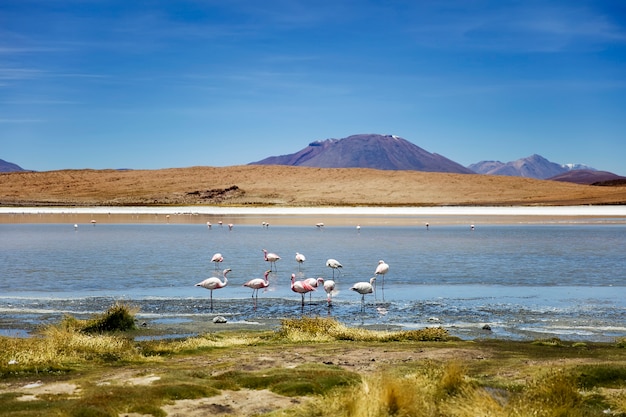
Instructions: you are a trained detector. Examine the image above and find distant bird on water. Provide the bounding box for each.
[351,277,376,309]
[326,259,342,278]
[374,260,389,288]
[210,253,224,270]
[195,268,231,311]
[291,273,316,306]
[263,249,281,271]
[295,252,306,271]
[243,270,271,303]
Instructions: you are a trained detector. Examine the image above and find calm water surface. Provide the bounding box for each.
[1,222,625,341]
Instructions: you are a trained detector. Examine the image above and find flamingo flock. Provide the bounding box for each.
[195,247,389,312]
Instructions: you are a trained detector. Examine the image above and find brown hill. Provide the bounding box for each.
[548,169,626,185]
[1,165,625,207]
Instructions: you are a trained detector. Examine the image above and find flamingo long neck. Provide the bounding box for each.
[221,270,230,287]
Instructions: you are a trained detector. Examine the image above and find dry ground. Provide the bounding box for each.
[1,165,626,207]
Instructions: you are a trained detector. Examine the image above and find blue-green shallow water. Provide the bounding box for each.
[1,223,625,341]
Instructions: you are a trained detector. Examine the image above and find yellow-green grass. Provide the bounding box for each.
[1,310,626,416]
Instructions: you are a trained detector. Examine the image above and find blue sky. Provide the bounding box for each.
[1,0,625,174]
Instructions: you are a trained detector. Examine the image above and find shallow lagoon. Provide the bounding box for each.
[1,208,625,342]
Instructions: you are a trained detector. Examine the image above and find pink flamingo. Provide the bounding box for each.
[323,279,336,306]
[304,277,324,303]
[243,270,271,301]
[374,260,389,288]
[195,268,230,311]
[210,253,223,270]
[262,249,281,271]
[291,273,316,306]
[295,252,306,271]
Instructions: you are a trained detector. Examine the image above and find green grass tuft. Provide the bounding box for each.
[213,364,361,397]
[277,317,449,342]
[575,364,626,389]
[81,303,138,333]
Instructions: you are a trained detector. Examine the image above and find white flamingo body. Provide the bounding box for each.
[243,270,271,299]
[351,277,376,307]
[210,253,223,270]
[304,277,324,288]
[263,249,281,270]
[291,273,316,306]
[195,268,230,310]
[374,260,389,287]
[304,277,324,302]
[295,252,306,271]
[326,258,343,278]
[323,279,336,305]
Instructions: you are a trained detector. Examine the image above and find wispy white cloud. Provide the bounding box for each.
[0,68,44,80]
[406,3,626,53]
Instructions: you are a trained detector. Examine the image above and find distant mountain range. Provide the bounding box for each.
[250,133,624,184]
[0,159,25,172]
[3,134,624,185]
[468,154,626,184]
[469,154,595,180]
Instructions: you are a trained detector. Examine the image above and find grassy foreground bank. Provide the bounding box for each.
[1,306,626,416]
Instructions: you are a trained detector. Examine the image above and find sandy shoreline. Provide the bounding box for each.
[2,205,626,226]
